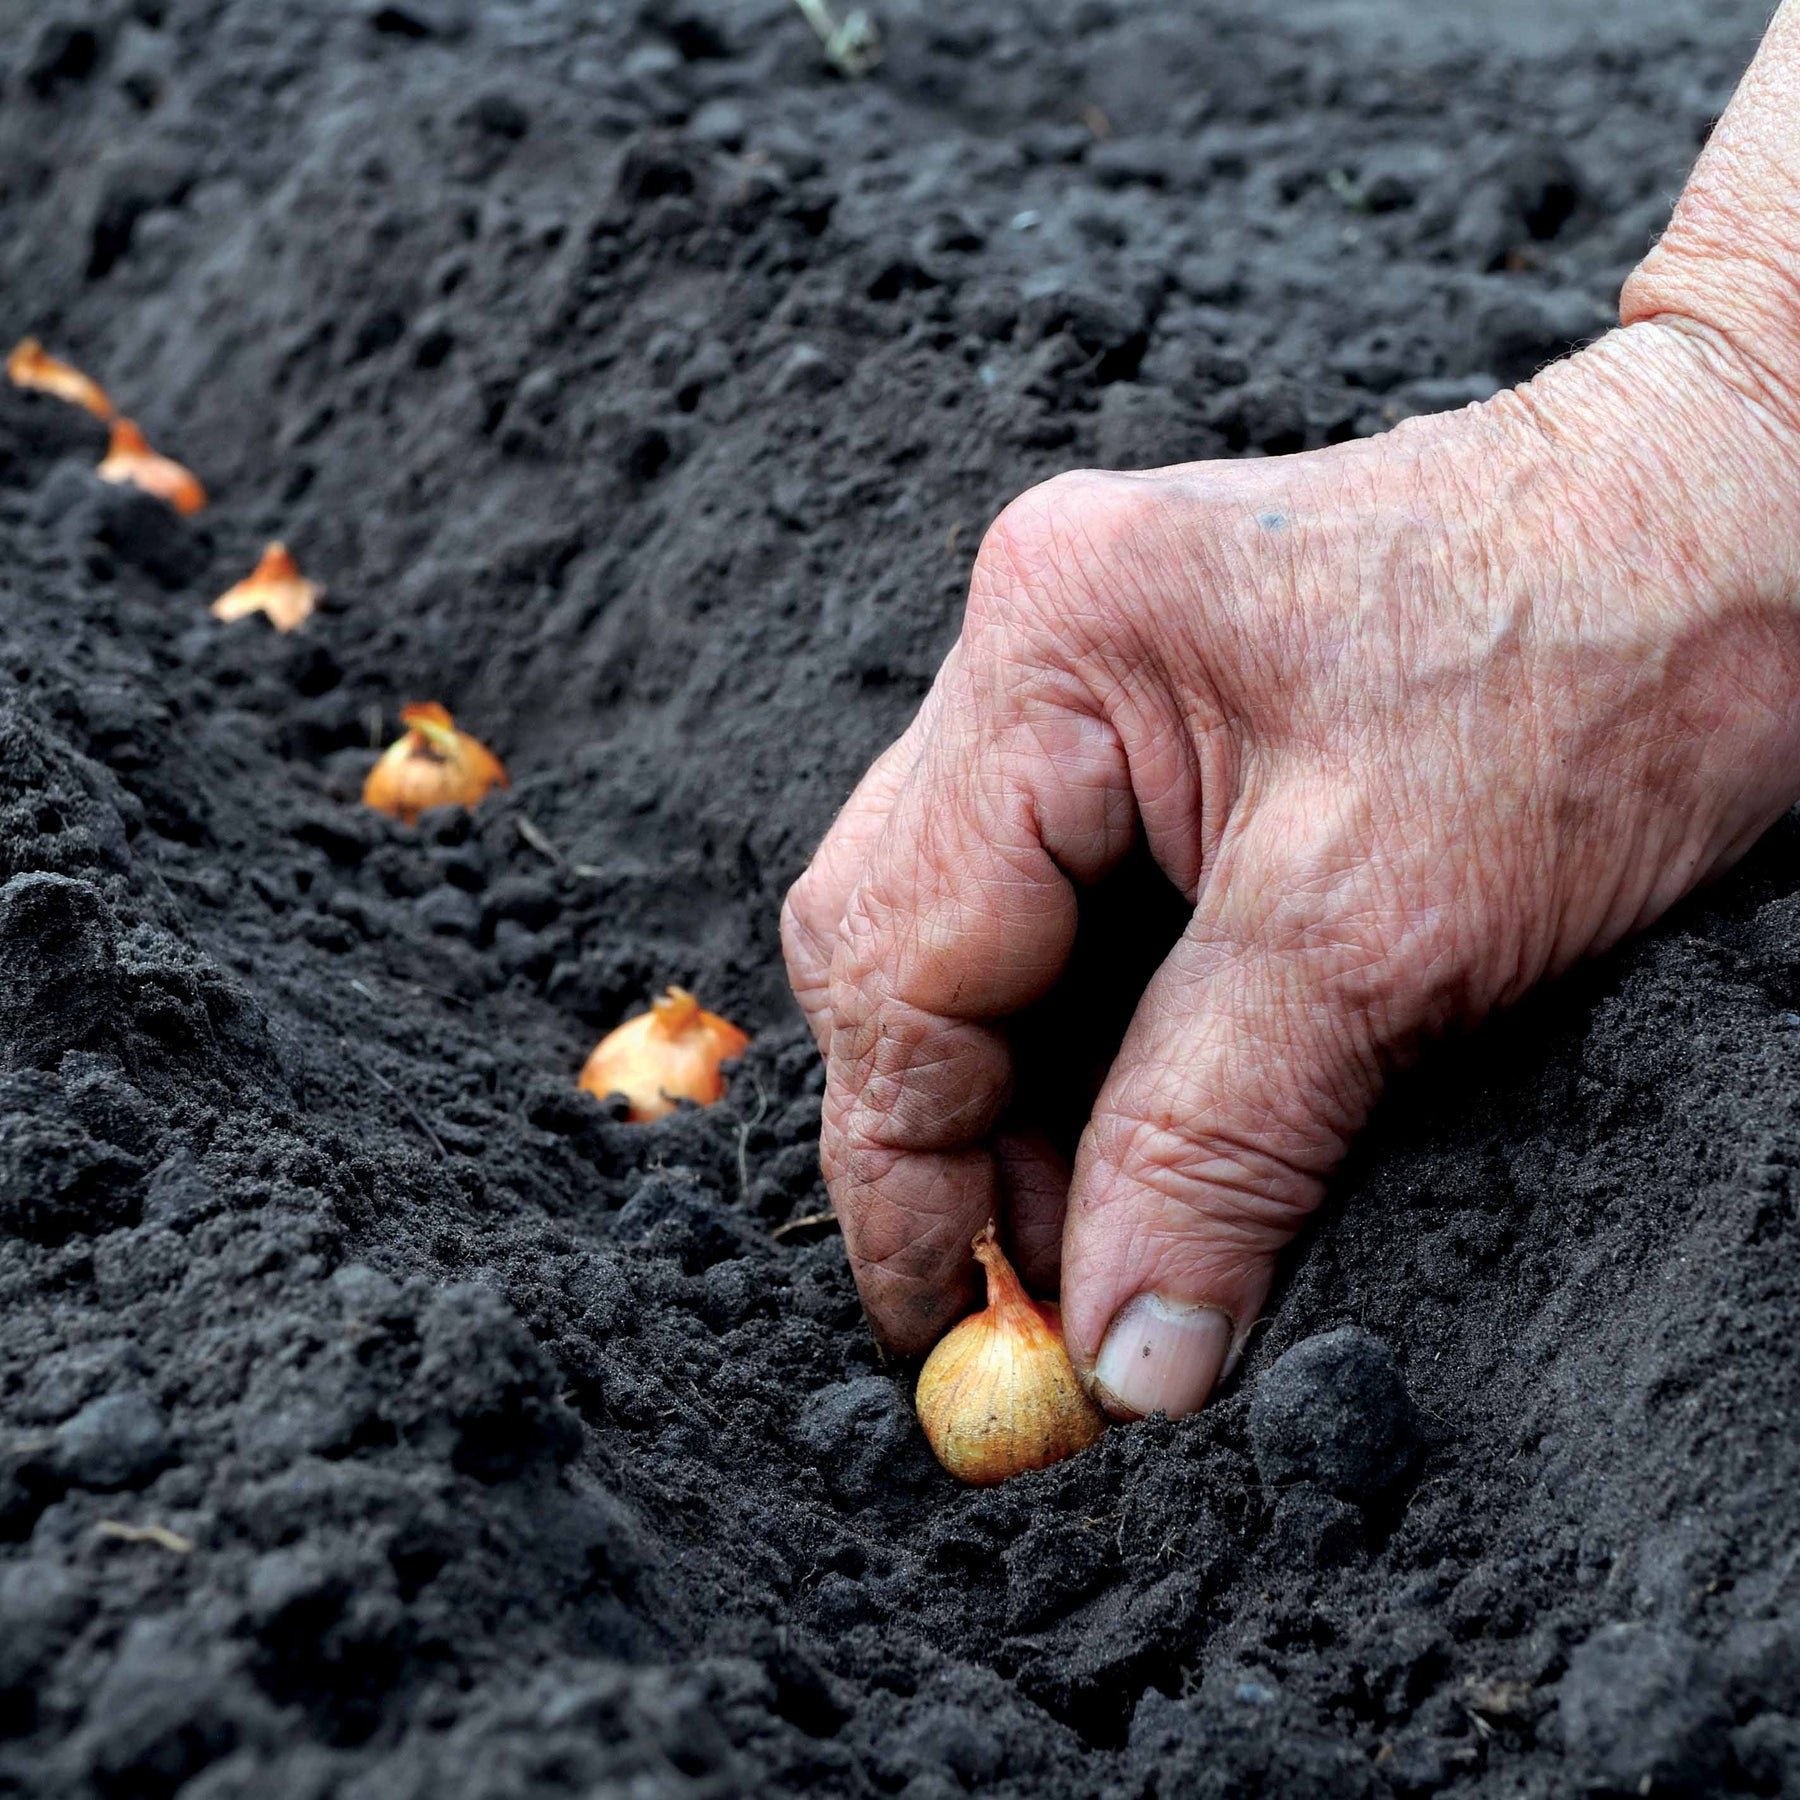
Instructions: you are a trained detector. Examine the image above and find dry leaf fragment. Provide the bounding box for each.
[95,1519,195,1554]
[7,337,114,418]
[98,418,207,515]
[770,1209,839,1241]
[363,703,509,823]
[211,542,320,632]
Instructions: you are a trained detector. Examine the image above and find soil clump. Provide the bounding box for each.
[0,1,1796,1794]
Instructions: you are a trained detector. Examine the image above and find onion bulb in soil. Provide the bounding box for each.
[7,338,113,418]
[211,542,320,633]
[362,704,508,824]
[915,1224,1106,1486]
[97,419,206,515]
[579,986,749,1122]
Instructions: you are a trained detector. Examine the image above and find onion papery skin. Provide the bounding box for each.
[915,1227,1105,1486]
[578,987,750,1122]
[211,543,319,632]
[97,420,206,515]
[7,338,113,418]
[362,705,508,824]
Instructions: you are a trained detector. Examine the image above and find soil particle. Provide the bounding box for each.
[1267,1481,1366,1571]
[795,1375,937,1508]
[21,17,103,98]
[1732,1713,1800,1795]
[1558,1622,1732,1794]
[50,1391,171,1491]
[0,0,1795,1794]
[0,875,121,1074]
[1249,1326,1421,1503]
[74,1616,276,1799]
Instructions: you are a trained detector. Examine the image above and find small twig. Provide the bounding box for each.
[772,1209,839,1241]
[350,971,469,1013]
[410,979,472,1011]
[735,1075,770,1202]
[1769,1538,1800,1598]
[790,0,880,76]
[517,815,603,880]
[340,1038,448,1158]
[517,816,566,867]
[96,1520,194,1554]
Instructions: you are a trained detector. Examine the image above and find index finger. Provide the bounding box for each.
[782,682,946,1054]
[822,681,1137,1352]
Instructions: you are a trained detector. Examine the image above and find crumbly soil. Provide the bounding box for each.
[1,1,1796,1795]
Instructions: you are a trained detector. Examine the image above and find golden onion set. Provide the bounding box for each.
[916,1224,1106,1484]
[10,337,1106,1485]
[579,986,749,1122]
[362,703,508,823]
[211,542,319,632]
[6,342,753,1142]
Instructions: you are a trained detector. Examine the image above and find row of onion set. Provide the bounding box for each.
[8,347,507,819]
[10,339,313,627]
[9,342,753,1120]
[10,338,208,516]
[12,340,1081,1485]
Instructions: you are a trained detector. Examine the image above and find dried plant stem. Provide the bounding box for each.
[790,0,880,76]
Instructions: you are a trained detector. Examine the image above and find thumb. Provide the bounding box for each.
[1059,915,1386,1421]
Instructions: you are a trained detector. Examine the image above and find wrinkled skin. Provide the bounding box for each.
[785,1,1800,1420]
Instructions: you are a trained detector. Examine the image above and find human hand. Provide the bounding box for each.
[784,319,1800,1418]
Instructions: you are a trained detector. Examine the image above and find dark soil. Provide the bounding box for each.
[0,0,1795,1794]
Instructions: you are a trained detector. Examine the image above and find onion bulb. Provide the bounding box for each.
[362,703,508,824]
[7,338,113,418]
[97,418,206,515]
[211,542,319,633]
[915,1223,1106,1486]
[579,986,749,1122]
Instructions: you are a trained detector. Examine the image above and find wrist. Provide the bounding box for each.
[1483,320,1800,924]
[1473,317,1800,635]
[1621,254,1800,447]
[1619,2,1800,438]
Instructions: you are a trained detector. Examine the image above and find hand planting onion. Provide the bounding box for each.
[210,542,319,632]
[97,419,206,515]
[579,986,749,1122]
[7,337,113,418]
[915,1223,1106,1485]
[362,703,508,823]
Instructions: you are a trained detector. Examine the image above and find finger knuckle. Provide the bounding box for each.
[968,469,1151,641]
[779,885,817,960]
[1242,787,1403,957]
[979,468,1130,579]
[1241,787,1472,1031]
[834,1136,907,1209]
[1087,1112,1323,1253]
[782,864,831,938]
[830,881,894,1002]
[780,881,834,989]
[845,1016,1010,1152]
[834,1147,971,1250]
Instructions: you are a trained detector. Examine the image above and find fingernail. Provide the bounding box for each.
[1093,1295,1233,1421]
